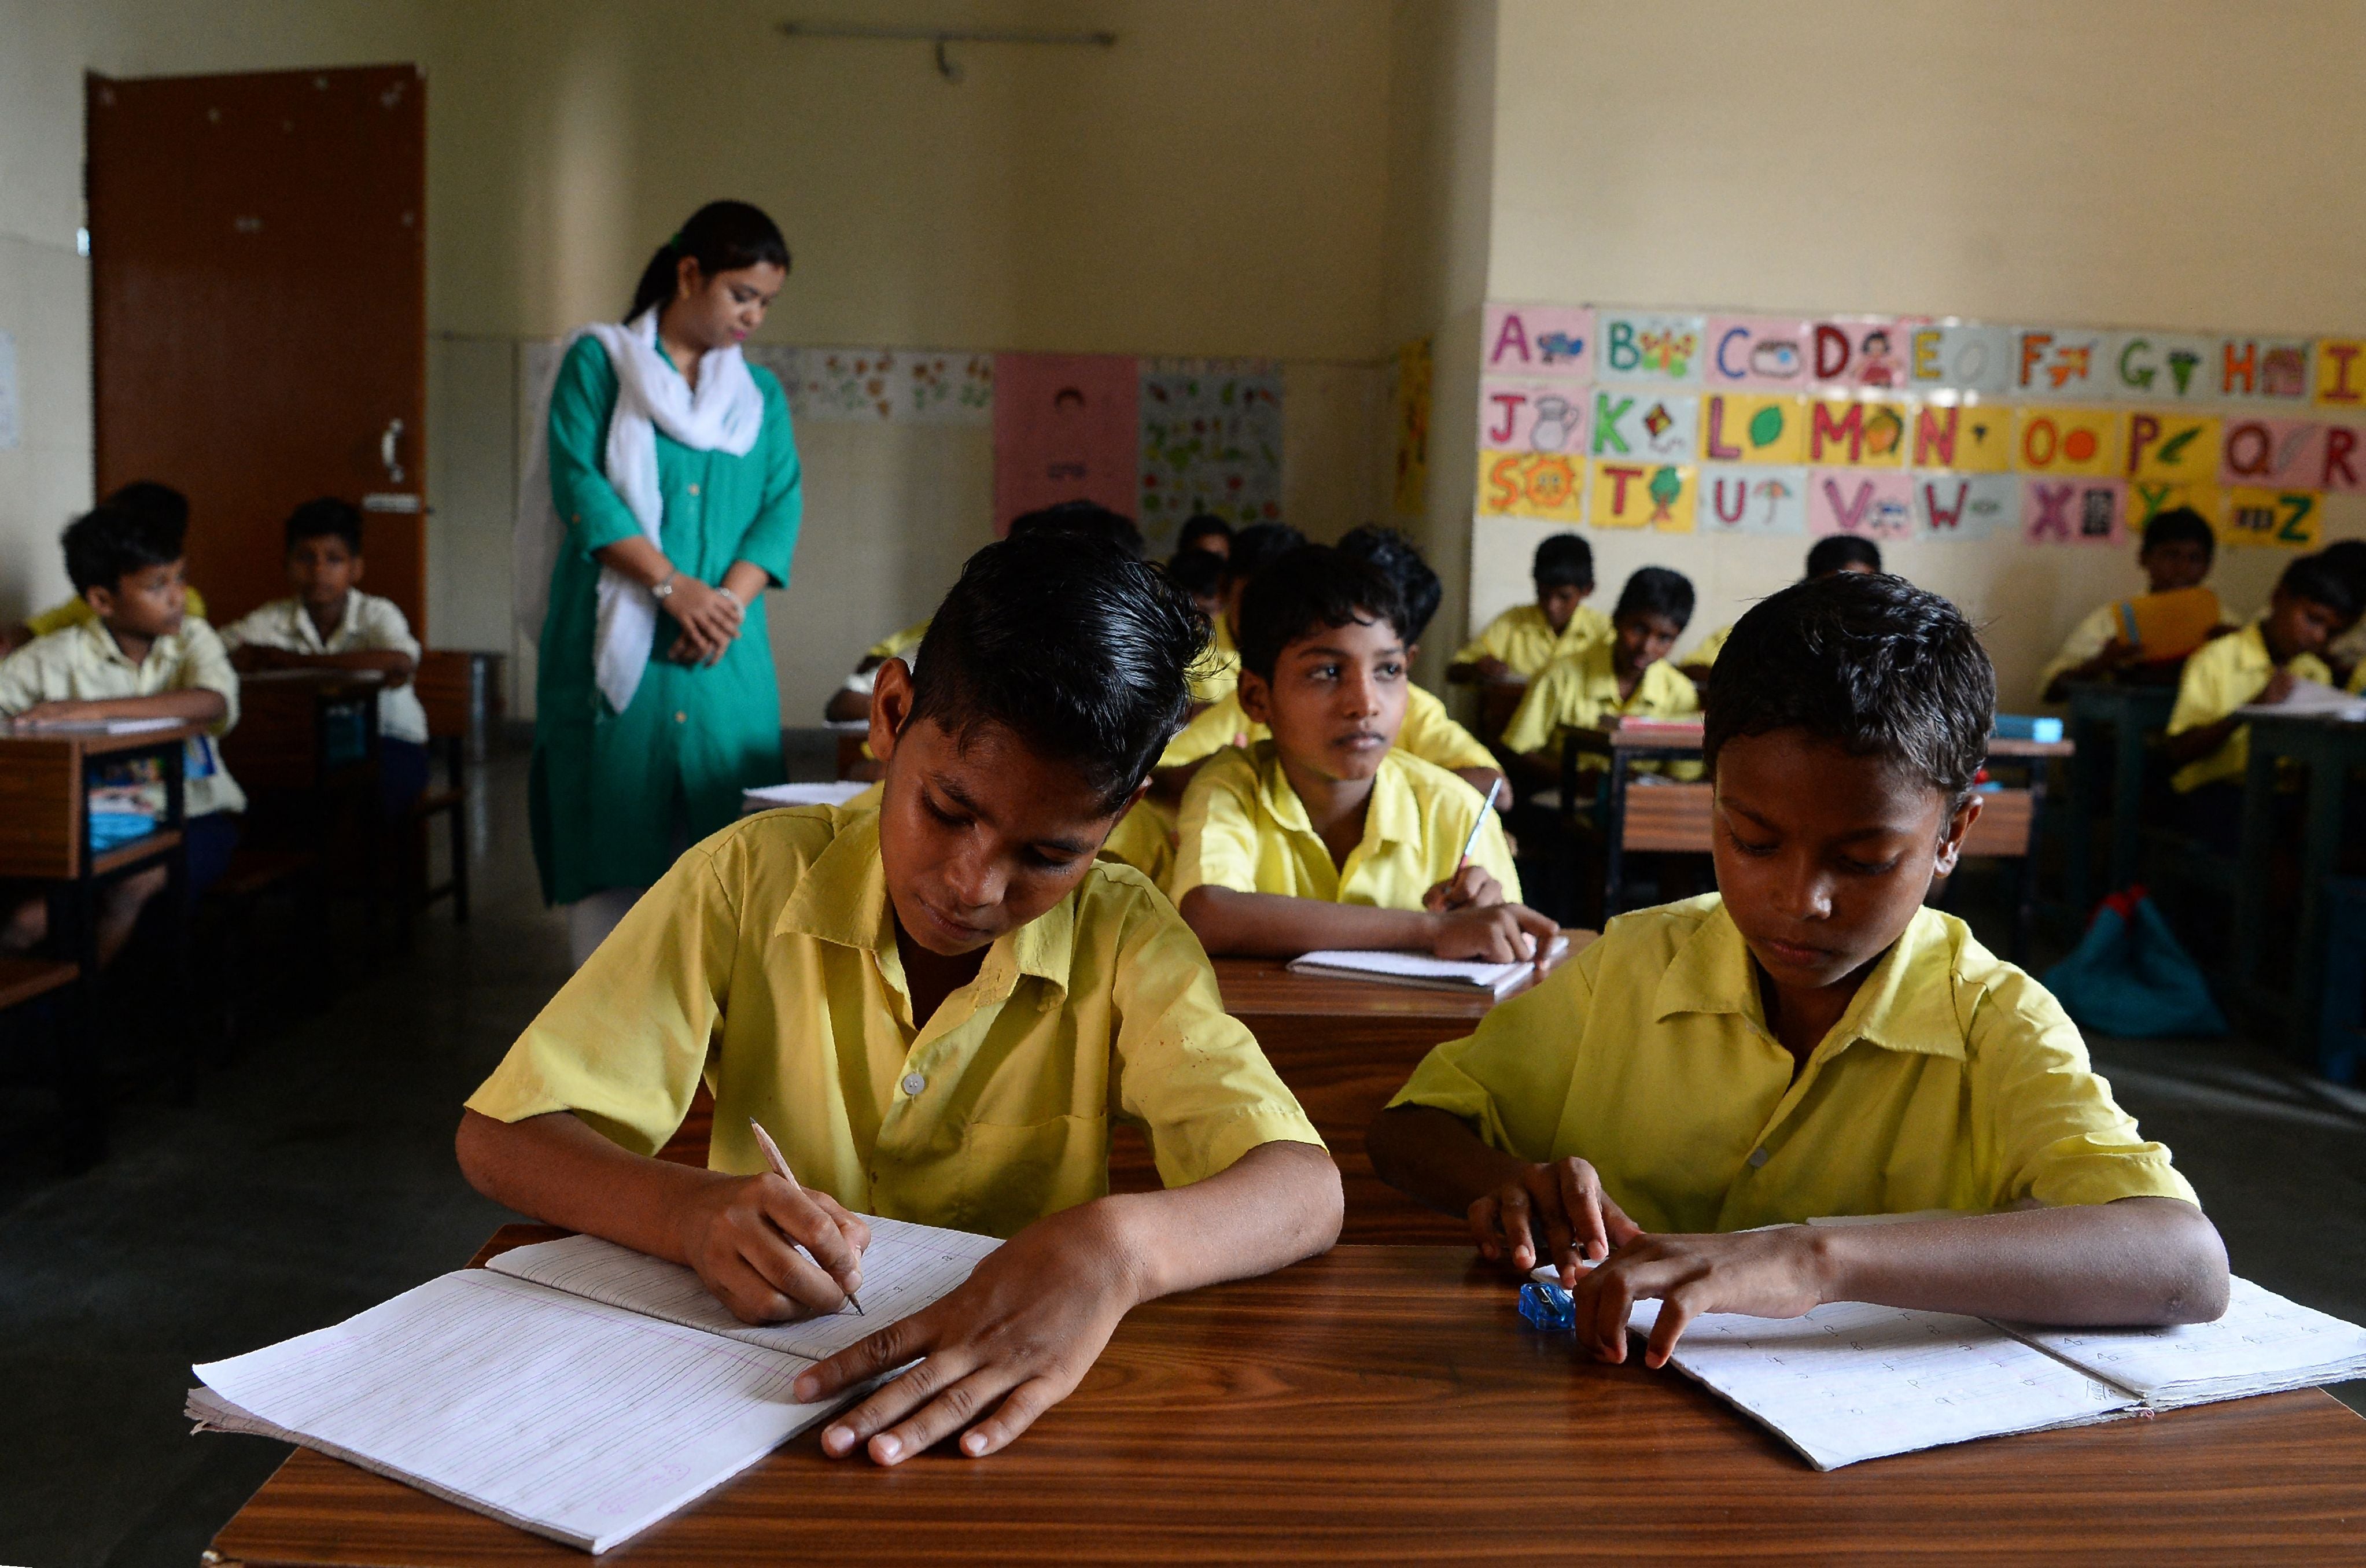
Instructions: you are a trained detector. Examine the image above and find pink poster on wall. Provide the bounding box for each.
[992,352,1140,534]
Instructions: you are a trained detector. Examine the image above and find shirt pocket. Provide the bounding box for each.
[954,1111,1108,1233]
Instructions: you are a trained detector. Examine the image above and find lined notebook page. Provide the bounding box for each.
[2007,1275,2366,1408]
[1626,1298,2135,1470]
[192,1270,855,1554]
[487,1222,1001,1363]
[1286,935,1569,995]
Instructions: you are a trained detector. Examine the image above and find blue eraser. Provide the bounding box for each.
[1992,714,2065,743]
[1519,1281,1576,1331]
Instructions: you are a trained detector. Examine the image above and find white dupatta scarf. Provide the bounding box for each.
[514,309,766,714]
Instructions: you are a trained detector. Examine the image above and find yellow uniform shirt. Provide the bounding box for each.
[2034,602,2121,702]
[25,586,209,639]
[1453,602,1612,678]
[1686,623,1733,670]
[0,618,246,816]
[1097,796,1177,888]
[1499,639,1700,758]
[1190,617,1240,706]
[863,619,931,663]
[1159,682,1495,774]
[219,590,429,743]
[466,804,1321,1238]
[1389,895,2195,1232]
[2165,621,2331,793]
[1171,741,1520,907]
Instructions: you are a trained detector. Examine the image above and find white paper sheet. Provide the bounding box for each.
[1286,935,1569,996]
[2006,1275,2366,1408]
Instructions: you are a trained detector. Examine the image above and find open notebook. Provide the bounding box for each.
[1287,934,1571,997]
[2238,677,2366,722]
[1535,1262,2366,1471]
[190,1220,1000,1553]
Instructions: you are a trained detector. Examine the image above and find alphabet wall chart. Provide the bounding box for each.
[1476,303,2366,550]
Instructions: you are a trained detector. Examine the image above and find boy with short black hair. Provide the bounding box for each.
[1450,532,1610,685]
[458,532,1340,1467]
[1170,545,1554,961]
[2037,506,2220,703]
[2,481,211,655]
[1190,521,1304,706]
[1499,566,1700,783]
[1680,535,1882,680]
[0,502,245,964]
[1370,570,2227,1370]
[221,497,431,815]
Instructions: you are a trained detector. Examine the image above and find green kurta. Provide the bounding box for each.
[532,334,802,905]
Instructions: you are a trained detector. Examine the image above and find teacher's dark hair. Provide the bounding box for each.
[626,201,791,322]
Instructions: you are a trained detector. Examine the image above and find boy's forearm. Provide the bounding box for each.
[456,1107,721,1266]
[1179,885,1439,956]
[1097,1139,1340,1304]
[1816,1197,2229,1326]
[1366,1104,1527,1217]
[2162,717,2238,766]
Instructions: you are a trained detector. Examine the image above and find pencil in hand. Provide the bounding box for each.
[747,1116,865,1315]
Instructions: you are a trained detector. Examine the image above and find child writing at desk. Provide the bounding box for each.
[0,502,245,964]
[1368,571,2228,1368]
[1169,544,1556,961]
[456,532,1340,1466]
[2035,506,2220,704]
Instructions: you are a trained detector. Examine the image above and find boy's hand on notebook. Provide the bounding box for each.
[1422,865,1505,914]
[794,1201,1137,1466]
[1569,1227,1829,1370]
[1429,902,1559,963]
[2258,668,2297,706]
[1470,1157,1642,1284]
[675,1173,872,1324]
[12,699,104,726]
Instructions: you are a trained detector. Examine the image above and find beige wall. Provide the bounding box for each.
[1469,0,2366,706]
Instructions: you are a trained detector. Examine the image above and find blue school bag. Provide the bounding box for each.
[2041,886,2228,1039]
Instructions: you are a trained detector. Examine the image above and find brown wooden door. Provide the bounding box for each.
[86,64,427,634]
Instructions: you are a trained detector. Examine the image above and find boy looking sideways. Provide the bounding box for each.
[457,534,1340,1466]
[1368,572,2227,1370]
[2037,506,2219,703]
[0,481,210,655]
[1498,566,1701,789]
[1171,545,1555,961]
[1450,532,1610,685]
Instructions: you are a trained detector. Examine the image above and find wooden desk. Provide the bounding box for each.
[208,1230,2366,1565]
[2062,681,2179,911]
[2235,711,2366,1070]
[223,669,385,925]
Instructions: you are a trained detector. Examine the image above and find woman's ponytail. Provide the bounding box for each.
[625,201,791,323]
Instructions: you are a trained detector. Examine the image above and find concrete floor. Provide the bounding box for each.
[1,743,2361,1566]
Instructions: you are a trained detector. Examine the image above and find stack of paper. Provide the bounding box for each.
[2238,677,2366,722]
[1287,935,1569,997]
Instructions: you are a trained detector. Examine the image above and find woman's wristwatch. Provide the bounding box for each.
[650,570,679,601]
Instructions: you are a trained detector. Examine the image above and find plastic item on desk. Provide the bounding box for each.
[1992,714,2065,743]
[2114,585,2221,663]
[1518,1281,1577,1331]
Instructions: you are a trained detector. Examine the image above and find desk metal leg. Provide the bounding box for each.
[2234,747,2277,999]
[2290,741,2348,1065]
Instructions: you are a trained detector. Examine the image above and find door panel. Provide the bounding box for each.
[87,64,426,633]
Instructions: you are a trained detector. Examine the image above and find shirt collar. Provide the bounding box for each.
[1254,742,1421,850]
[77,618,172,669]
[295,592,358,651]
[1653,899,1966,1061]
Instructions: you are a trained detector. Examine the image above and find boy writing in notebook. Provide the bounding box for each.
[457,533,1340,1466]
[2036,506,2220,704]
[1368,571,2227,1369]
[1170,545,1556,961]
[1449,532,1610,685]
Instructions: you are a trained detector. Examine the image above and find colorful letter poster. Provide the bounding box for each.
[2321,424,2365,493]
[1808,470,1915,540]
[2316,339,2366,409]
[2022,477,2126,546]
[1136,359,1283,543]
[2121,412,2220,483]
[1704,317,1814,391]
[1701,466,1809,535]
[1593,390,1697,462]
[2216,337,2312,401]
[1914,473,2017,538]
[2218,417,2324,488]
[993,352,1140,534]
[1391,337,1432,517]
[2013,329,2110,400]
[1904,323,2011,396]
[2014,407,2121,476]
[1476,452,1587,521]
[1811,318,1906,390]
[1592,461,1695,530]
[2129,480,2220,526]
[1805,399,1907,466]
[1597,312,1706,385]
[2219,489,2322,548]
[1700,394,1809,464]
[1479,380,1592,453]
[1907,403,2013,471]
[2104,332,2216,402]
[1483,304,1593,381]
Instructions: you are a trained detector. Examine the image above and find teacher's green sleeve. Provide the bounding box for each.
[548,336,641,556]
[734,372,802,586]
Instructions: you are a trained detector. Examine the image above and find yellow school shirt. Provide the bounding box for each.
[1159,682,1495,774]
[1498,639,1700,758]
[466,803,1321,1238]
[1171,741,1521,907]
[1453,602,1612,678]
[2165,621,2331,794]
[1190,617,1240,705]
[1686,623,1733,669]
[0,618,246,816]
[2034,603,2120,702]
[25,586,209,639]
[1097,795,1177,888]
[863,619,931,663]
[1388,895,2195,1233]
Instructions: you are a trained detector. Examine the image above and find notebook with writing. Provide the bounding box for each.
[1286,935,1571,997]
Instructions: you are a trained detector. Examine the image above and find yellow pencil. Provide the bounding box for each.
[747,1116,865,1315]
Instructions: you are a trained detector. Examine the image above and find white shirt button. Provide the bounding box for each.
[901,1071,927,1097]
[1746,1146,1770,1168]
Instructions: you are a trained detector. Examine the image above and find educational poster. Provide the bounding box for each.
[2014,407,2121,477]
[2216,337,2312,401]
[1913,473,2017,538]
[1391,337,1432,516]
[1805,399,1907,467]
[2321,425,2364,493]
[1596,312,1705,384]
[992,352,1139,535]
[1811,318,1905,390]
[2217,417,2323,489]
[1808,469,1915,540]
[1479,380,1590,452]
[1904,323,2011,395]
[2316,340,2366,409]
[2123,412,2221,483]
[1704,316,1814,390]
[2219,489,2323,548]
[747,345,994,423]
[1701,466,1809,535]
[1476,452,1587,521]
[1591,390,1696,463]
[1483,304,1593,380]
[2013,329,2109,400]
[1700,394,1809,464]
[2129,481,2220,526]
[2103,332,2216,402]
[1906,403,2014,472]
[2022,477,2126,546]
[1136,359,1284,541]
[1591,461,1694,530]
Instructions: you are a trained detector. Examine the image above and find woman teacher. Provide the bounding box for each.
[523,200,803,962]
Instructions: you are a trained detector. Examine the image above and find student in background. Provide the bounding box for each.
[221,497,431,817]
[1192,521,1305,707]
[1171,545,1555,961]
[1171,512,1232,565]
[1369,571,2227,1368]
[2161,551,2356,848]
[0,503,245,965]
[1499,566,1700,789]
[1449,532,1609,685]
[1679,535,1881,682]
[1,481,209,655]
[2036,507,2218,704]
[824,618,931,724]
[457,532,1340,1467]
[1163,545,1223,625]
[2316,540,2366,689]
